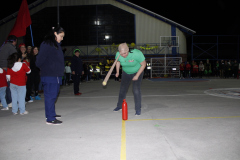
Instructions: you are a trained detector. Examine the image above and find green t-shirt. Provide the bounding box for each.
[115,49,145,74]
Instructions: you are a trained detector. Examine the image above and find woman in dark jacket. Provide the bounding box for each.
[29,46,41,100]
[36,26,65,125]
[70,49,84,95]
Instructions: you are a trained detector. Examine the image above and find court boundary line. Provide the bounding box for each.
[121,120,126,160]
[127,116,240,121]
[120,115,240,159]
[58,94,206,99]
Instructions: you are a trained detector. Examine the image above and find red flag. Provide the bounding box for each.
[9,0,32,37]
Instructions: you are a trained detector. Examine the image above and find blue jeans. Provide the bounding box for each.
[41,77,61,121]
[10,84,26,114]
[0,87,8,108]
[117,71,143,112]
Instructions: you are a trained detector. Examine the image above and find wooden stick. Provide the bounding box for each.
[102,54,120,86]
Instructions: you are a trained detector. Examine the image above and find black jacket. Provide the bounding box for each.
[71,55,83,74]
[36,42,64,77]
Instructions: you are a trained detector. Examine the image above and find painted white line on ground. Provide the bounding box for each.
[57,94,206,99]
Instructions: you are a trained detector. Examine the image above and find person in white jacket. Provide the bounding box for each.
[6,52,31,115]
[65,62,71,85]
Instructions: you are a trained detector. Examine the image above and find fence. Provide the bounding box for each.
[63,43,180,61]
[191,35,240,61]
[150,57,182,78]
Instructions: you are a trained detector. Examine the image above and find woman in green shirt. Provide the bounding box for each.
[113,43,146,115]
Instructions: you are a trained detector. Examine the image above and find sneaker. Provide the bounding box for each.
[75,92,82,96]
[13,112,18,115]
[113,106,122,112]
[8,103,12,108]
[46,119,62,125]
[45,115,61,119]
[55,115,61,118]
[1,107,9,111]
[20,111,29,115]
[35,95,41,100]
[27,99,33,103]
[135,110,141,116]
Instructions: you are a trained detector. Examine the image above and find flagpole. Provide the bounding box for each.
[30,25,34,46]
[57,0,60,26]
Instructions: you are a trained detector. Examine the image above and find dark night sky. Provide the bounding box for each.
[127,0,239,35]
[1,0,239,35]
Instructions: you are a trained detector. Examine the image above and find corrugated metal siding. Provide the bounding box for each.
[0,0,186,54]
[0,21,14,44]
[176,28,187,54]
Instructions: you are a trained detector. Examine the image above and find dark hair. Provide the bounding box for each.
[7,35,17,42]
[30,46,38,56]
[7,52,22,68]
[43,26,65,49]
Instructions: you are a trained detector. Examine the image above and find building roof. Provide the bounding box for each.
[117,0,196,34]
[0,0,196,35]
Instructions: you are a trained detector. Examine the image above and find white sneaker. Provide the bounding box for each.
[20,111,29,115]
[8,103,12,108]
[0,103,2,106]
[27,100,33,103]
[1,107,9,110]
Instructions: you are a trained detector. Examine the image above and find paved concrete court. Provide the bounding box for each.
[0,78,240,160]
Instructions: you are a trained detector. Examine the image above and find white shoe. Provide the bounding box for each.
[20,111,29,115]
[1,107,9,110]
[8,103,12,108]
[27,100,33,103]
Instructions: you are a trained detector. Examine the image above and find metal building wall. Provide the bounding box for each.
[0,0,187,54]
[176,28,187,54]
[0,19,16,45]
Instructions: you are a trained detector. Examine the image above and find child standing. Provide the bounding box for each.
[0,68,8,110]
[7,52,31,115]
[65,62,71,85]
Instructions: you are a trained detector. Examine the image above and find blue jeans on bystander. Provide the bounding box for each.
[0,87,8,108]
[10,83,26,114]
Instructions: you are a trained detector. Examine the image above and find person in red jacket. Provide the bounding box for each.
[6,52,31,115]
[185,61,191,78]
[0,68,8,110]
[179,61,185,79]
[192,61,199,78]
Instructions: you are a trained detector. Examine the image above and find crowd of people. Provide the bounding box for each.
[1,29,240,125]
[0,35,42,115]
[62,55,122,85]
[0,27,122,125]
[179,59,240,79]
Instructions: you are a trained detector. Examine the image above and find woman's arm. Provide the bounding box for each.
[35,43,48,68]
[115,61,120,77]
[132,60,146,81]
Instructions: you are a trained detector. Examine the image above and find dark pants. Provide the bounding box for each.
[26,72,40,100]
[26,74,32,101]
[6,81,12,104]
[72,74,81,94]
[4,68,11,104]
[65,73,71,84]
[117,71,143,112]
[42,82,60,122]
